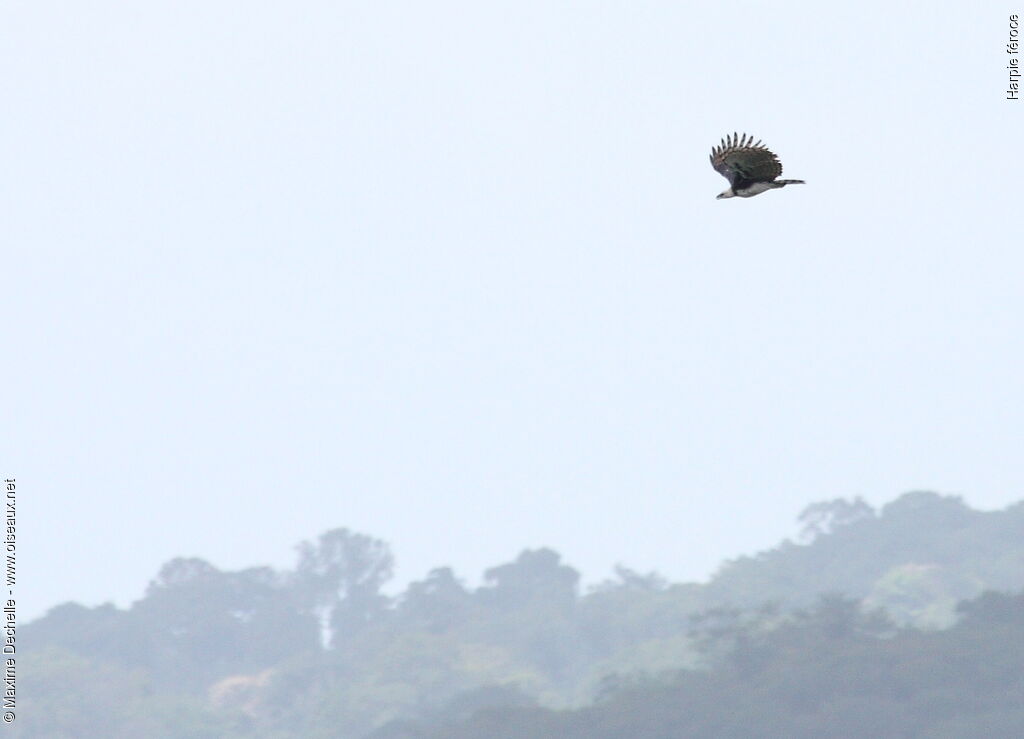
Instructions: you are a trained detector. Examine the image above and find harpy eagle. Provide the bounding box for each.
[710,133,804,199]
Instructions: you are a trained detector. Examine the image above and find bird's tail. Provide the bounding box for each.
[776,179,805,186]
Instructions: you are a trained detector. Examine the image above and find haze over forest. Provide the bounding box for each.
[20,491,1024,737]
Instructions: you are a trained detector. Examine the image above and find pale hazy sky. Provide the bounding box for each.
[3,2,1021,619]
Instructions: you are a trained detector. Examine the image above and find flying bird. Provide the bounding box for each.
[710,133,804,199]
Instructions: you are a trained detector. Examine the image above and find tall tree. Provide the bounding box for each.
[293,528,394,648]
[399,567,472,633]
[797,497,874,542]
[480,548,580,610]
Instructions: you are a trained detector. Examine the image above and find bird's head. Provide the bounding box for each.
[716,189,735,200]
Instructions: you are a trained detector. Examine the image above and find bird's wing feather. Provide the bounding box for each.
[709,133,783,187]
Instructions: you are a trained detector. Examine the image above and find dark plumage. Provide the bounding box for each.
[710,133,804,199]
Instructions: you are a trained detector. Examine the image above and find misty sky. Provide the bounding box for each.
[3,2,1021,619]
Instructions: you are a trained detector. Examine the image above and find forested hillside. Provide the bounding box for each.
[387,591,1024,739]
[19,491,1024,738]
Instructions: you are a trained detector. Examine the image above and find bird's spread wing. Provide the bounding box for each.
[709,133,783,187]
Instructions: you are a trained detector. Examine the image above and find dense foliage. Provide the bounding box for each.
[19,492,1024,738]
[391,592,1024,739]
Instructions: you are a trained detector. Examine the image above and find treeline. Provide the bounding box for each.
[384,591,1024,738]
[17,491,1024,738]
